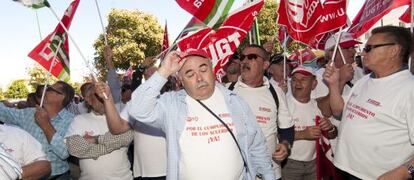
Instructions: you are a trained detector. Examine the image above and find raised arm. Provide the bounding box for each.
[104,45,121,103]
[323,64,344,118]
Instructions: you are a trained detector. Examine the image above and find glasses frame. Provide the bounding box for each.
[46,86,63,95]
[240,53,266,61]
[363,43,396,53]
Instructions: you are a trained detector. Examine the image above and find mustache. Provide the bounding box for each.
[196,81,209,89]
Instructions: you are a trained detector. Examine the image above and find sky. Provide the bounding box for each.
[0,0,365,89]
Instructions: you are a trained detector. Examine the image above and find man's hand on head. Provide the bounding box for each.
[158,51,187,78]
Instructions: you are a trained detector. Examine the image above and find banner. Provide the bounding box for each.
[175,0,234,29]
[177,0,264,79]
[28,0,80,81]
[277,0,347,46]
[399,6,412,23]
[348,0,411,38]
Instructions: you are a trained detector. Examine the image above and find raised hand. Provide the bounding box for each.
[158,51,187,78]
[94,82,112,101]
[323,63,340,87]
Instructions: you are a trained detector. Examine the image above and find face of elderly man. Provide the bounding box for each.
[178,55,216,100]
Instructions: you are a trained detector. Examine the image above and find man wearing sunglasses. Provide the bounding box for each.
[229,44,294,180]
[0,81,75,179]
[324,26,414,179]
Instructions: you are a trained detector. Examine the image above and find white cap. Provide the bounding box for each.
[291,65,316,77]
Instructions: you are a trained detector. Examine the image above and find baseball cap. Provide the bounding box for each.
[180,49,210,60]
[324,32,361,50]
[291,65,316,77]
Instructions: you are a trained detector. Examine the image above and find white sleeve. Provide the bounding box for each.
[22,131,48,164]
[64,116,83,138]
[274,85,294,129]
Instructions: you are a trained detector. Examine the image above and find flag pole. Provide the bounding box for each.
[94,0,108,46]
[409,0,413,71]
[39,40,63,107]
[47,6,108,99]
[283,30,287,80]
[35,11,43,41]
[331,28,347,65]
[330,29,343,67]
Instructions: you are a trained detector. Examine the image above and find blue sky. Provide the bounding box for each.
[0,0,364,88]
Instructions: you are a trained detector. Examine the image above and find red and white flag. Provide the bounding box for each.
[160,21,170,59]
[277,0,347,46]
[177,0,264,80]
[348,0,411,38]
[28,0,80,81]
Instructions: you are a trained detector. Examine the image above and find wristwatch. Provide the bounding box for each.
[407,163,414,179]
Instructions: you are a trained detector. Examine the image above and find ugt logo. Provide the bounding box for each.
[286,0,321,32]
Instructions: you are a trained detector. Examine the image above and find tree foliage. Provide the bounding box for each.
[0,88,4,100]
[5,80,29,99]
[27,65,57,91]
[93,9,164,78]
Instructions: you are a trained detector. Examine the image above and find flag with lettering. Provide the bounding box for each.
[13,0,49,9]
[175,0,234,29]
[177,0,264,79]
[277,0,347,46]
[28,0,80,81]
[348,0,411,38]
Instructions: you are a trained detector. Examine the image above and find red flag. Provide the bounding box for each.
[315,116,342,180]
[28,0,80,81]
[277,0,347,46]
[175,0,234,28]
[348,0,411,38]
[162,22,169,51]
[400,6,412,23]
[177,0,264,80]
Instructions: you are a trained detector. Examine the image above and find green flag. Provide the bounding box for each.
[13,0,50,9]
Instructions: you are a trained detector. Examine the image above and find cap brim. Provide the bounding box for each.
[292,70,315,77]
[339,40,361,48]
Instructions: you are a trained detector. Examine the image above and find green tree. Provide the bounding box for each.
[0,88,4,100]
[27,65,57,91]
[93,9,163,78]
[5,80,29,99]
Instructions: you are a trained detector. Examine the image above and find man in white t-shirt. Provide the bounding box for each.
[0,125,50,179]
[65,85,134,180]
[283,66,337,180]
[324,26,414,179]
[95,49,275,180]
[230,44,294,179]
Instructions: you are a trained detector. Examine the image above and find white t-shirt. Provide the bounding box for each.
[179,87,244,180]
[334,70,414,179]
[286,94,321,161]
[0,125,47,179]
[121,107,167,178]
[231,77,294,179]
[65,113,132,180]
[311,66,364,99]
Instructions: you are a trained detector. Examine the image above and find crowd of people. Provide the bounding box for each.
[0,25,413,180]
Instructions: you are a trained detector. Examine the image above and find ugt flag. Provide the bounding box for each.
[13,0,49,9]
[277,0,347,46]
[348,0,411,38]
[28,0,80,82]
[175,0,234,29]
[177,0,264,80]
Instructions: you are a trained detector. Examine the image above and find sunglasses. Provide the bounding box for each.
[46,86,63,95]
[240,53,265,61]
[363,43,395,53]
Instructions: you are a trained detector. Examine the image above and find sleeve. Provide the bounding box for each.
[0,103,22,126]
[97,130,134,150]
[107,68,121,104]
[128,71,169,130]
[22,130,48,164]
[274,85,294,129]
[241,98,275,179]
[66,135,110,159]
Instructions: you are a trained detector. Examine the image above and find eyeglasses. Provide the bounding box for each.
[46,86,63,95]
[363,43,395,53]
[240,53,265,61]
